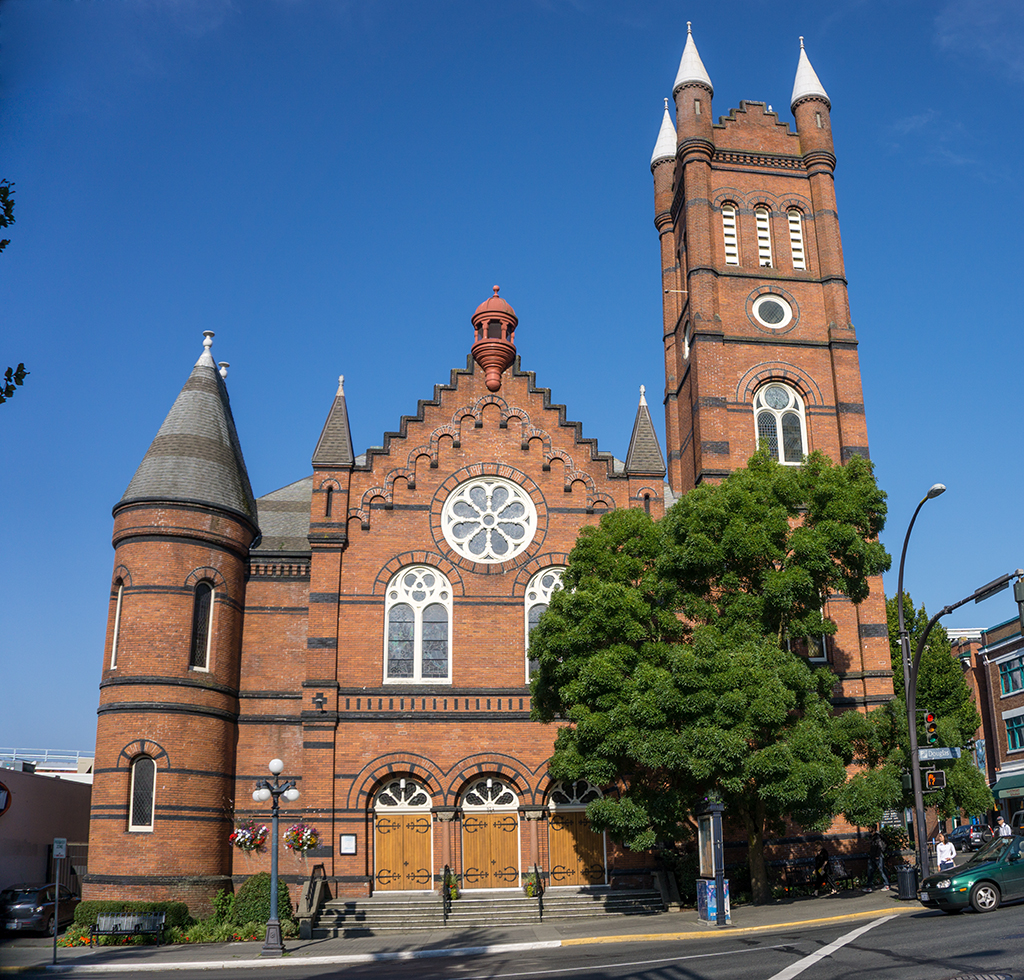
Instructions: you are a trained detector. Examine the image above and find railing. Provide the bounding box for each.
[0,748,93,770]
[296,863,327,938]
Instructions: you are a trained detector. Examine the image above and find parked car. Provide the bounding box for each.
[0,884,79,935]
[919,835,1024,913]
[947,823,994,852]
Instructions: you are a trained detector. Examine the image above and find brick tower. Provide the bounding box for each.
[651,28,891,706]
[85,333,257,907]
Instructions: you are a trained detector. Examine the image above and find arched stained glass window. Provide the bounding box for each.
[384,567,452,682]
[128,756,156,832]
[753,384,807,465]
[189,581,214,670]
[524,567,565,681]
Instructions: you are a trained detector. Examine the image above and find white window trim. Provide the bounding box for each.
[110,582,124,670]
[128,756,156,832]
[462,777,520,811]
[383,566,453,684]
[525,567,566,683]
[751,294,794,330]
[1001,704,1024,722]
[787,209,806,270]
[440,477,537,564]
[755,206,773,268]
[753,383,808,465]
[721,205,739,266]
[189,583,214,673]
[373,777,433,812]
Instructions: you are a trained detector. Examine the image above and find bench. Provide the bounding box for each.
[778,859,815,894]
[89,912,166,945]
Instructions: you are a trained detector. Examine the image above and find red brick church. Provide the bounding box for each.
[84,29,891,909]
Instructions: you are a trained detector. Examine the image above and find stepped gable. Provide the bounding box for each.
[252,476,313,554]
[358,354,626,479]
[713,101,801,159]
[119,331,256,524]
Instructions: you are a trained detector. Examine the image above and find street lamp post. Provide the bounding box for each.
[895,483,945,879]
[252,759,300,957]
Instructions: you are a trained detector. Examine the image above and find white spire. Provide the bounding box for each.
[639,384,647,407]
[673,22,713,96]
[650,98,677,167]
[790,36,830,111]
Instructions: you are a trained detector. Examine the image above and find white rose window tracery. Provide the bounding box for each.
[441,478,537,562]
[549,779,602,809]
[373,778,432,811]
[462,778,519,810]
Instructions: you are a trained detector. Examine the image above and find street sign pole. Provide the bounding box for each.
[52,837,66,965]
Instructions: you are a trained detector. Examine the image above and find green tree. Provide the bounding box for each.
[841,594,992,826]
[532,452,891,904]
[0,179,28,405]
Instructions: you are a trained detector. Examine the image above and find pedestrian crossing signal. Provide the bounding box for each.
[925,770,946,791]
[925,712,938,745]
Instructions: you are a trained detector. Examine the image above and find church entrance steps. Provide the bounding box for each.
[313,889,665,936]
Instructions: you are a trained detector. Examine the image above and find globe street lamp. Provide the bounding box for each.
[896,483,945,878]
[252,759,299,957]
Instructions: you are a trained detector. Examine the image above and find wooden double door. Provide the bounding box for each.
[548,810,606,886]
[461,812,520,888]
[374,812,433,891]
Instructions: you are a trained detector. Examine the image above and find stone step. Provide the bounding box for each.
[313,890,665,936]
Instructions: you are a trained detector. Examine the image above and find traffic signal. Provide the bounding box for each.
[925,770,946,791]
[925,712,938,745]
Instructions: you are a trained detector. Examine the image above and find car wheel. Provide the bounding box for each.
[970,882,1000,913]
[44,916,55,937]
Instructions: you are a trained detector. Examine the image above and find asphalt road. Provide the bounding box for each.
[17,906,1021,980]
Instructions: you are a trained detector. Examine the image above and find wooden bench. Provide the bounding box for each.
[89,912,166,945]
[778,859,815,895]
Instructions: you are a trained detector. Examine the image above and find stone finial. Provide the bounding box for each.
[218,362,229,379]
[337,375,345,396]
[639,384,647,407]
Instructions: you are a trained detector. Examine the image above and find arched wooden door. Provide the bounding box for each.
[547,780,607,886]
[460,778,520,889]
[373,778,434,891]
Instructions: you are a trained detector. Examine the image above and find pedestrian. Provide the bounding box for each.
[861,830,890,891]
[935,833,956,872]
[813,845,837,896]
[996,815,1012,837]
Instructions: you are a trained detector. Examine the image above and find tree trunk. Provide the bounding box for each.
[743,800,771,904]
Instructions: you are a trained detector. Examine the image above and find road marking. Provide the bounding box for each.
[454,943,795,980]
[765,914,896,980]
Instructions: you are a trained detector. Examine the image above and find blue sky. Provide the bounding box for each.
[2,0,1023,751]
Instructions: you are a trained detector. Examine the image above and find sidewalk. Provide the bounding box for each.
[0,888,920,975]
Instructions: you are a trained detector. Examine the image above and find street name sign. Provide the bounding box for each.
[917,747,962,761]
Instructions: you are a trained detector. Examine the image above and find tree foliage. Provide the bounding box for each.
[0,179,27,405]
[532,451,891,903]
[840,594,992,826]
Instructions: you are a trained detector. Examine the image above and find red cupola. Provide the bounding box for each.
[471,285,518,392]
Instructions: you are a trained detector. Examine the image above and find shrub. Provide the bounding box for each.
[210,888,235,923]
[230,873,294,927]
[72,900,192,930]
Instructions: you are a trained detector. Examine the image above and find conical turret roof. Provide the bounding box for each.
[120,332,257,522]
[312,375,356,467]
[673,23,713,96]
[625,385,666,476]
[650,99,677,168]
[790,37,830,110]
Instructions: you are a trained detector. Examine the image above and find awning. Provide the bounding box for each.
[992,772,1024,799]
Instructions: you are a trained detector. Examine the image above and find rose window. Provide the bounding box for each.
[441,478,537,562]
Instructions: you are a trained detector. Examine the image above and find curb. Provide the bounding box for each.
[2,904,919,974]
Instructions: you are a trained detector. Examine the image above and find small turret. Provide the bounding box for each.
[471,286,518,392]
[650,98,677,170]
[625,385,666,477]
[672,23,714,145]
[791,37,834,162]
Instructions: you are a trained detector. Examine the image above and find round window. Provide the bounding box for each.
[441,477,537,562]
[752,294,793,329]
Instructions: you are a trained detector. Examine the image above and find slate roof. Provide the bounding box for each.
[791,38,830,110]
[252,476,313,554]
[673,23,713,96]
[120,339,257,522]
[651,101,677,168]
[625,387,666,476]
[311,376,355,467]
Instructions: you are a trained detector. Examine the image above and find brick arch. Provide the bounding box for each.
[712,189,743,210]
[564,470,596,495]
[510,554,572,597]
[404,445,436,475]
[735,362,826,407]
[522,427,551,454]
[359,486,390,513]
[383,467,415,495]
[316,477,342,491]
[778,194,813,215]
[372,553,465,597]
[445,756,538,804]
[585,490,615,513]
[184,566,226,589]
[430,424,462,455]
[117,738,170,769]
[112,564,132,588]
[744,192,783,213]
[347,755,446,810]
[542,448,572,473]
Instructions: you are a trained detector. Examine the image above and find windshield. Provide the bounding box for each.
[0,888,40,901]
[963,836,1015,866]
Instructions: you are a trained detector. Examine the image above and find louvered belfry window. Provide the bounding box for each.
[721,204,739,265]
[755,207,773,267]
[788,209,806,270]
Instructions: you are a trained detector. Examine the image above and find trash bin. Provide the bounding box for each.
[896,864,918,901]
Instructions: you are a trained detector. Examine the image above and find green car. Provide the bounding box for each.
[919,835,1024,913]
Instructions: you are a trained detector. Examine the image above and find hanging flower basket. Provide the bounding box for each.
[283,823,322,854]
[229,819,269,853]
